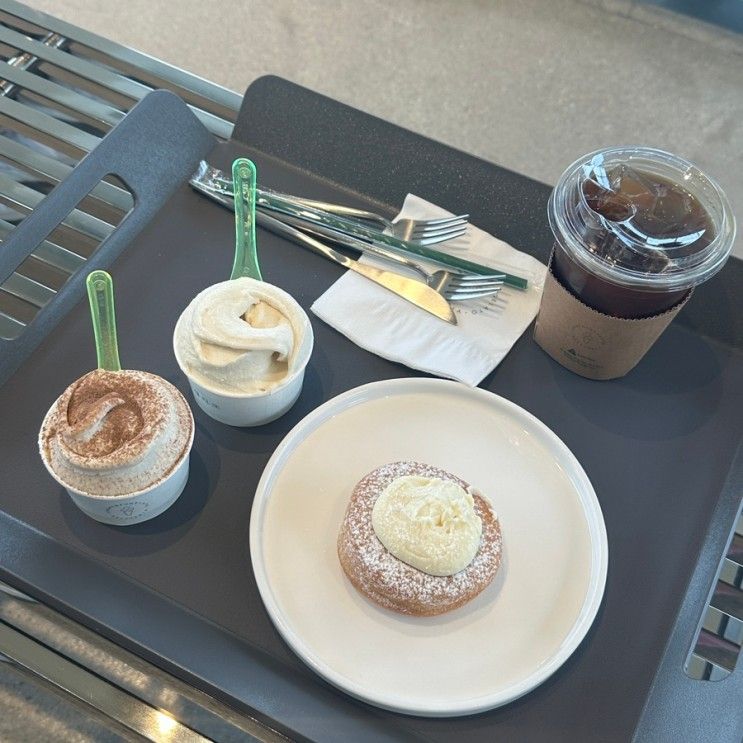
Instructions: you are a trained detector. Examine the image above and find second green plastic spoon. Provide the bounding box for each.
[230,157,262,281]
[86,270,122,372]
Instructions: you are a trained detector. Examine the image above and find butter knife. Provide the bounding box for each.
[257,212,457,325]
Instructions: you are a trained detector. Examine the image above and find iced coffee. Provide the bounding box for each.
[548,147,734,318]
[535,147,735,378]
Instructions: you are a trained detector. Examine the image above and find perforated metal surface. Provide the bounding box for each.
[686,512,743,679]
[0,0,239,340]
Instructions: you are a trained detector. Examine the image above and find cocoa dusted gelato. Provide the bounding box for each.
[39,369,192,497]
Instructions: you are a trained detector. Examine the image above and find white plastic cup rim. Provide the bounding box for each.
[38,410,195,526]
[172,313,314,427]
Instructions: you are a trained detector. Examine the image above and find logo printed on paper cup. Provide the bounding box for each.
[193,386,221,410]
[106,501,150,520]
[562,347,600,372]
[570,324,606,351]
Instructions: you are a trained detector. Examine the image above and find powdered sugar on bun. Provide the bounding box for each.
[338,461,502,616]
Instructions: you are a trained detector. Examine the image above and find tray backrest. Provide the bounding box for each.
[0,90,215,386]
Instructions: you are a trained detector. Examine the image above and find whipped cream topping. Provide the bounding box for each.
[174,277,311,395]
[371,475,483,576]
[39,369,193,497]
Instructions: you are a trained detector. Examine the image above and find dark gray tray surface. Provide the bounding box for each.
[1,80,741,742]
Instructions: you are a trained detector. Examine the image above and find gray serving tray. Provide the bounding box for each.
[0,78,741,742]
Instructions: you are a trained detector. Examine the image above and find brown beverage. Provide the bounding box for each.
[548,148,734,319]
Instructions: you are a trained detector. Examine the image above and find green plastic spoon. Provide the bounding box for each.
[86,270,121,372]
[230,157,262,281]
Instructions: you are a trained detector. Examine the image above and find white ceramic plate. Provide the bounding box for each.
[250,378,608,717]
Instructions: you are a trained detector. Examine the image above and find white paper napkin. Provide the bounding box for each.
[311,194,547,386]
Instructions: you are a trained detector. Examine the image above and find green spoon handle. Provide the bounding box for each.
[231,158,262,281]
[86,270,121,372]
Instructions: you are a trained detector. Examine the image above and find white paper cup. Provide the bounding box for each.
[39,413,194,526]
[173,314,314,427]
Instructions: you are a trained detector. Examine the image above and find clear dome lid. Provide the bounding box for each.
[548,147,736,291]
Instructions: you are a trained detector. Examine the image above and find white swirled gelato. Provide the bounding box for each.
[371,475,483,576]
[174,278,311,395]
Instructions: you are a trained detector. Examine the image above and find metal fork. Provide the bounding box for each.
[272,212,504,301]
[274,193,469,244]
[423,268,504,301]
[192,161,468,245]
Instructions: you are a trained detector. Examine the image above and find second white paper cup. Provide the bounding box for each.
[173,316,314,427]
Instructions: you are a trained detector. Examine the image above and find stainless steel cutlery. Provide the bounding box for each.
[192,160,467,246]
[272,212,504,302]
[190,160,528,290]
[256,212,457,324]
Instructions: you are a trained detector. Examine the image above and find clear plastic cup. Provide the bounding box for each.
[548,147,736,318]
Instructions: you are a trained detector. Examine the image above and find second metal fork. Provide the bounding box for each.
[273,212,503,302]
[274,193,469,244]
[193,161,468,245]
